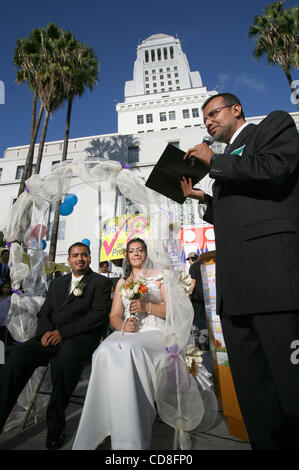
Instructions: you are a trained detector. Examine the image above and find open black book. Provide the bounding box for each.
[145,144,209,204]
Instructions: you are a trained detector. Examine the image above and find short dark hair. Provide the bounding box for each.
[68,242,91,257]
[202,93,245,119]
[100,261,109,267]
[1,249,9,258]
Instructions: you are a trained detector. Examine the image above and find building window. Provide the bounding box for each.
[15,165,24,180]
[183,109,190,119]
[175,73,178,77]
[192,108,199,118]
[146,114,153,123]
[161,81,164,86]
[145,51,149,63]
[145,70,148,75]
[170,47,174,58]
[47,219,66,241]
[0,168,2,181]
[160,112,167,122]
[153,83,157,87]
[152,75,156,80]
[146,84,149,88]
[169,111,176,120]
[137,115,144,125]
[159,68,163,72]
[168,81,172,85]
[157,49,161,60]
[128,146,139,164]
[160,75,164,79]
[145,77,149,81]
[163,48,168,60]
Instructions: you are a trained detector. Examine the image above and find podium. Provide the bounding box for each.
[199,251,249,442]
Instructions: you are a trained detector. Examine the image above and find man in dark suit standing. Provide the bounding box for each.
[0,242,111,449]
[181,93,299,449]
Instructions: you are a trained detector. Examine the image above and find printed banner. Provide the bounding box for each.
[179,223,215,260]
[201,261,229,366]
[100,214,149,261]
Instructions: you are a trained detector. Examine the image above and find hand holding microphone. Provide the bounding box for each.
[185,135,214,167]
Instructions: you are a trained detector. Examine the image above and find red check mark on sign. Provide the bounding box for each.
[102,216,132,256]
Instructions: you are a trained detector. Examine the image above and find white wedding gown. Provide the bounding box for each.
[72,277,167,450]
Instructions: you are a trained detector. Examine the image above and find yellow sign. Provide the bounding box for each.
[100,214,149,262]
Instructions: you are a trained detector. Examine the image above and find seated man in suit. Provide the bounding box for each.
[181,93,299,449]
[0,242,111,449]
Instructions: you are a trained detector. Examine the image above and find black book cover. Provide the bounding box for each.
[145,144,209,204]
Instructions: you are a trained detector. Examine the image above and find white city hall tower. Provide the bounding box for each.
[117,33,215,135]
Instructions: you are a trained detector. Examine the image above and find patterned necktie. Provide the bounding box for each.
[224,143,232,154]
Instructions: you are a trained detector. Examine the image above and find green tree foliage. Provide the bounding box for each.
[248,1,299,109]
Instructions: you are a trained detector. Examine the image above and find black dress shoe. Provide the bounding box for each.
[46,432,66,450]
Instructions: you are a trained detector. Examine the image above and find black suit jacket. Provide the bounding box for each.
[0,263,10,282]
[204,111,299,316]
[35,269,112,340]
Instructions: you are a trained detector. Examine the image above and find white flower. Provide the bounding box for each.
[73,281,85,297]
[73,288,82,296]
[185,344,203,373]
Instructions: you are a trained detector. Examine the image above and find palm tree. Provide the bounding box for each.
[248,1,299,109]
[14,31,45,196]
[48,38,99,261]
[33,23,69,174]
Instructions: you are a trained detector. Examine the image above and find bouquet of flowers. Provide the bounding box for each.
[119,279,148,301]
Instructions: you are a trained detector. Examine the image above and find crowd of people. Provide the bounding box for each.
[0,91,299,451]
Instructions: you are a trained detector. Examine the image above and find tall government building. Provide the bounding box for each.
[0,34,298,270]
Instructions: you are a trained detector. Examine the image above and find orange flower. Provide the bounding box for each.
[138,284,148,295]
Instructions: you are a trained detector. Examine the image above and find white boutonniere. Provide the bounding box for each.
[73,281,85,297]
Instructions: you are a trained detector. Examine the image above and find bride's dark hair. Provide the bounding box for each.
[123,238,147,279]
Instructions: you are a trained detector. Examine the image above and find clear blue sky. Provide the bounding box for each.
[0,0,298,157]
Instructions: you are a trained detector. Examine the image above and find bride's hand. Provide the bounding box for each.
[124,316,138,332]
[129,299,145,315]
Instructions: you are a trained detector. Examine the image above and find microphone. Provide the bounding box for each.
[189,135,214,166]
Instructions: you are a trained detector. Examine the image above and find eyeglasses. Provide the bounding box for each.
[203,104,233,125]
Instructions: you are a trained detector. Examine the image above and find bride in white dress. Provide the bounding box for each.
[72,238,168,450]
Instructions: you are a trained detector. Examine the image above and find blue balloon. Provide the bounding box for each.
[81,238,90,247]
[64,193,78,206]
[41,239,47,250]
[59,202,73,216]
